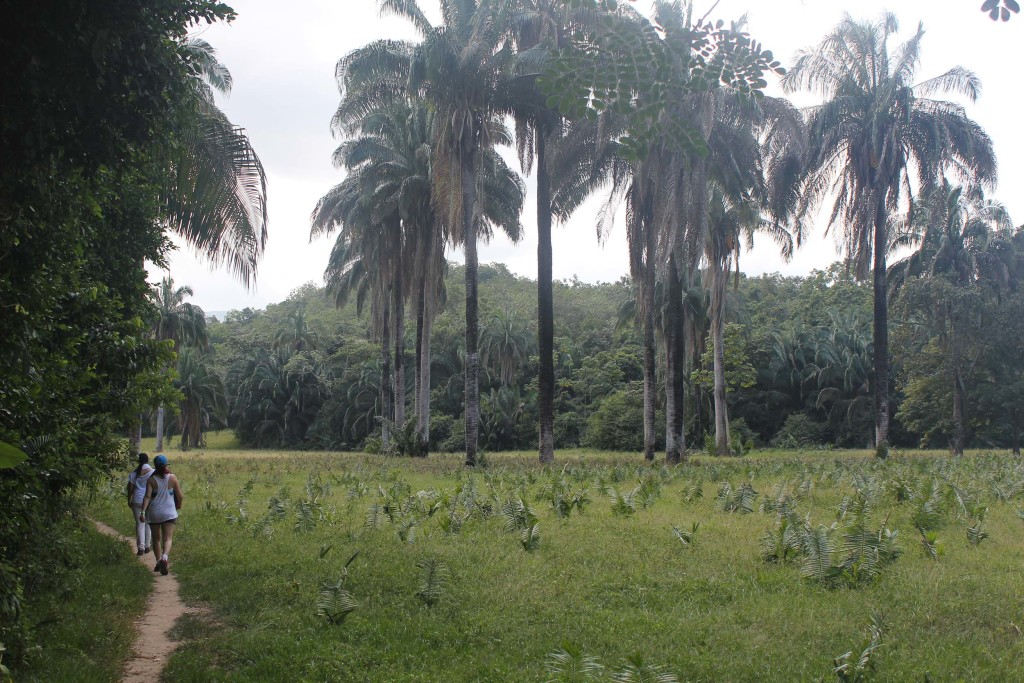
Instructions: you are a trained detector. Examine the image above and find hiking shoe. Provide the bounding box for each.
[154,561,161,572]
[137,548,145,556]
[159,560,169,576]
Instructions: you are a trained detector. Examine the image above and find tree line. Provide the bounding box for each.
[255,0,1014,466]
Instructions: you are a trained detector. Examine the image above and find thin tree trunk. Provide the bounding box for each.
[420,300,433,457]
[1012,413,1020,456]
[381,287,393,447]
[415,269,425,455]
[642,221,657,461]
[711,260,730,456]
[872,197,890,450]
[950,321,965,456]
[129,417,143,456]
[536,128,555,464]
[155,405,165,451]
[665,254,687,464]
[394,267,406,429]
[463,148,480,467]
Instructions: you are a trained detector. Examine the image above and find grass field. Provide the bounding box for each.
[9,521,151,682]
[89,446,1024,682]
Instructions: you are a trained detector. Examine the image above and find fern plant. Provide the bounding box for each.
[415,558,450,606]
[717,481,757,513]
[609,487,639,516]
[671,522,699,548]
[521,523,541,552]
[365,502,387,529]
[317,581,357,625]
[911,478,946,531]
[610,653,679,683]
[966,512,989,547]
[502,496,538,532]
[543,642,604,683]
[761,512,804,564]
[918,527,942,560]
[681,479,704,503]
[833,615,883,682]
[294,500,318,532]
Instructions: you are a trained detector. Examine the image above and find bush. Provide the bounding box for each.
[583,387,644,451]
[771,414,828,448]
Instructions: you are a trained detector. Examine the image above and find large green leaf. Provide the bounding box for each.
[0,441,28,469]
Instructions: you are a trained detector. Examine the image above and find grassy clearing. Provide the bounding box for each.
[9,520,151,682]
[90,449,1024,682]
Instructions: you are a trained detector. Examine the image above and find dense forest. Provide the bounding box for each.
[154,254,1023,456]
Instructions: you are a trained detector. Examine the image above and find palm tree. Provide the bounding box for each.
[274,309,321,354]
[151,276,208,450]
[175,347,227,450]
[890,180,1012,454]
[783,13,996,449]
[163,38,269,287]
[505,0,598,464]
[337,0,525,466]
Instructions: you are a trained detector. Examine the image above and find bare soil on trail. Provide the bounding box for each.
[92,520,201,683]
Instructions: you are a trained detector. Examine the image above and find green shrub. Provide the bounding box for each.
[584,387,644,451]
[772,414,828,448]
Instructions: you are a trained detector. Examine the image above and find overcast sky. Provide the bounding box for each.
[164,0,1023,313]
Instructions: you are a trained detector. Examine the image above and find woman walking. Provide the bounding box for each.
[126,453,153,555]
[139,454,183,576]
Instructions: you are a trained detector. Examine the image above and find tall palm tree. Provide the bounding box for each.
[783,13,996,449]
[505,0,598,464]
[890,180,1012,454]
[163,38,269,287]
[341,0,525,466]
[151,276,208,450]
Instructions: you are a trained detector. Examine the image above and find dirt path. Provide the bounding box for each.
[92,520,200,683]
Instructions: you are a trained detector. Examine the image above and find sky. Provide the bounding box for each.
[163,0,1024,314]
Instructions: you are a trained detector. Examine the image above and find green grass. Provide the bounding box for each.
[9,520,151,682]
[89,449,1024,682]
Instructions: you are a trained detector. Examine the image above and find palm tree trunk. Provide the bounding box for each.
[665,254,687,464]
[463,147,481,467]
[1012,412,1020,456]
[155,405,166,451]
[414,269,426,455]
[711,260,730,456]
[872,197,890,449]
[394,267,406,429]
[419,300,433,457]
[536,127,555,464]
[381,287,393,447]
[950,322,965,456]
[129,417,142,456]
[642,222,657,461]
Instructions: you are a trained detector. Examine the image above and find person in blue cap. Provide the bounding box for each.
[139,454,183,575]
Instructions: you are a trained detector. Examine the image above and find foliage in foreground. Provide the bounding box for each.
[86,450,1024,682]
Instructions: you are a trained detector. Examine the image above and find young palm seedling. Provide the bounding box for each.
[610,653,679,683]
[543,642,604,683]
[918,527,942,560]
[671,522,700,548]
[415,558,450,607]
[833,615,883,682]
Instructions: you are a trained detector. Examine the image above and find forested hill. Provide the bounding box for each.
[193,260,925,452]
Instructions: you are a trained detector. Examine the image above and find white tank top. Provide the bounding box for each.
[147,473,178,523]
[128,465,154,505]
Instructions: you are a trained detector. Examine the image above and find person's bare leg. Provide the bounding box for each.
[161,521,175,566]
[150,524,163,568]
